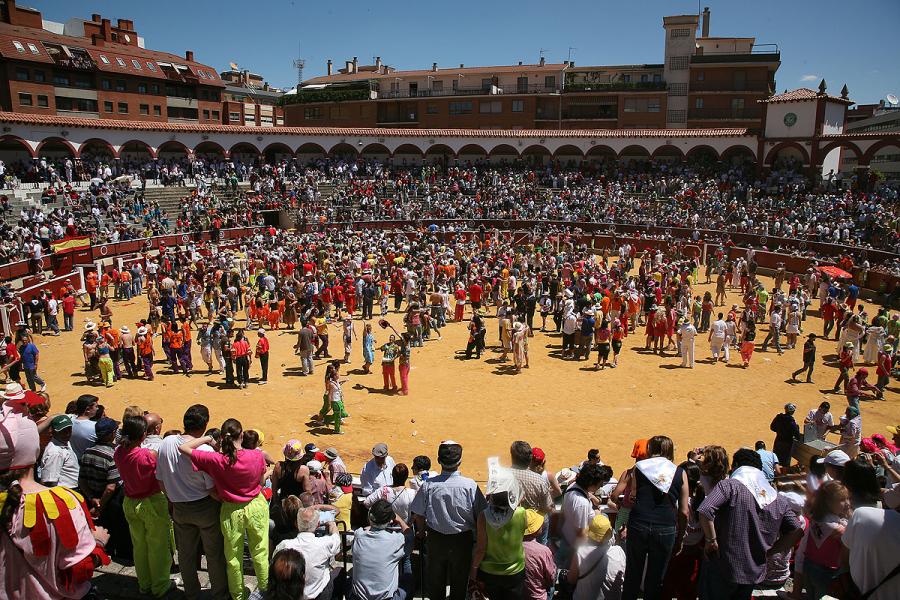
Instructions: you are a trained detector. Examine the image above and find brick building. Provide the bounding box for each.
[0,0,282,127]
[284,7,779,133]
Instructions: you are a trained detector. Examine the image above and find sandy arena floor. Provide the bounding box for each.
[36,270,897,482]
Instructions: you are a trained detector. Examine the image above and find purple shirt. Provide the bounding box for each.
[698,478,801,585]
[523,539,556,600]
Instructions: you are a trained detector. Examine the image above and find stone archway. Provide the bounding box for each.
[457,143,488,164]
[295,142,325,164]
[487,144,519,164]
[764,141,810,166]
[684,145,719,163]
[119,140,156,162]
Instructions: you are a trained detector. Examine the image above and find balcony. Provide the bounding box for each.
[688,108,762,120]
[690,44,780,65]
[688,81,771,93]
[563,81,667,93]
[377,84,559,99]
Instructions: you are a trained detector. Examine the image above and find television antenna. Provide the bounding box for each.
[568,47,577,63]
[293,40,305,88]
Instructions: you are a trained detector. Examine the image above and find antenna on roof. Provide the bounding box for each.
[567,47,577,63]
[539,48,547,60]
[293,40,305,88]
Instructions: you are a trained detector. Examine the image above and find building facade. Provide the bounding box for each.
[220,69,285,127]
[284,8,779,133]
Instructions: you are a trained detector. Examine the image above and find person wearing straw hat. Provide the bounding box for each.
[136,325,155,382]
[119,325,137,379]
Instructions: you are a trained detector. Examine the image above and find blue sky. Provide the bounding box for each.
[35,0,900,104]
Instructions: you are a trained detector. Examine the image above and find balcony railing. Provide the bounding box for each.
[688,108,762,120]
[691,44,780,64]
[688,81,771,93]
[563,81,667,93]
[377,84,559,99]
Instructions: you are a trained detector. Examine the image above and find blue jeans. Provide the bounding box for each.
[622,521,676,600]
[699,558,755,600]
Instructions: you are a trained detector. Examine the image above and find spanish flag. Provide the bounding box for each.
[50,235,91,255]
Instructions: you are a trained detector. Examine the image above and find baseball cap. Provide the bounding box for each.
[820,449,850,467]
[531,447,546,463]
[334,472,353,493]
[305,443,319,453]
[785,403,797,414]
[95,417,118,438]
[588,513,613,543]
[372,443,388,458]
[307,460,323,473]
[50,415,73,431]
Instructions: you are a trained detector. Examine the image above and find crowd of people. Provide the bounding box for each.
[0,207,895,598]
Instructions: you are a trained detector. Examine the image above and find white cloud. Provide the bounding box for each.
[800,74,819,82]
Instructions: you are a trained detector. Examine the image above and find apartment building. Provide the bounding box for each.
[220,69,285,127]
[284,7,779,132]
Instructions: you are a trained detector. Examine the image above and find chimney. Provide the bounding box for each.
[101,18,111,40]
[701,7,710,37]
[375,56,382,71]
[432,62,438,72]
[539,56,545,67]
[185,50,194,62]
[352,56,358,73]
[327,59,333,75]
[92,13,101,23]
[460,63,464,68]
[345,60,353,73]
[518,61,523,66]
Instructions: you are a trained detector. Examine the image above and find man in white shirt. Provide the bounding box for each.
[558,463,608,568]
[360,442,395,495]
[842,506,900,599]
[761,305,784,354]
[708,312,728,363]
[680,319,697,368]
[804,402,833,440]
[155,404,228,600]
[274,507,340,600]
[39,416,80,488]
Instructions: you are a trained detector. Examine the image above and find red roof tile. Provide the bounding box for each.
[0,112,750,138]
[760,88,853,105]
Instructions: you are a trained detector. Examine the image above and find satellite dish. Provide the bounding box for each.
[888,93,900,106]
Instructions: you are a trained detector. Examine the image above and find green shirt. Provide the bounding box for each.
[480,507,526,576]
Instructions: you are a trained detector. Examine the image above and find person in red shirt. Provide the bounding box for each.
[85,270,99,310]
[468,280,483,311]
[168,322,188,377]
[876,345,893,392]
[256,329,270,385]
[232,330,252,388]
[62,292,76,331]
[3,335,21,384]
[454,282,467,321]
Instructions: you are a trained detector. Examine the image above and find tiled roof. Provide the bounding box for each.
[303,62,569,86]
[0,22,224,87]
[0,112,750,138]
[760,88,853,105]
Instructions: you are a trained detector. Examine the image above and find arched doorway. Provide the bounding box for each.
[553,144,584,168]
[764,142,810,168]
[457,143,488,164]
[230,142,260,167]
[684,145,719,164]
[36,137,76,160]
[359,143,390,163]
[651,145,685,163]
[193,141,227,163]
[618,144,651,163]
[157,140,191,162]
[487,144,519,165]
[720,145,756,166]
[79,138,116,162]
[295,142,325,164]
[585,145,616,164]
[424,144,454,166]
[521,144,551,166]
[263,142,294,164]
[119,140,155,163]
[817,141,863,182]
[861,140,900,170]
[0,135,34,167]
[392,143,423,166]
[328,142,359,160]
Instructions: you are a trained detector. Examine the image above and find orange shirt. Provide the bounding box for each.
[86,273,98,293]
[169,330,184,349]
[139,335,153,355]
[181,322,192,342]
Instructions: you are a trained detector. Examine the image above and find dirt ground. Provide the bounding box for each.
[36,269,897,482]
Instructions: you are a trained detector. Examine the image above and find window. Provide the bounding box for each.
[146,62,156,71]
[199,89,209,100]
[99,55,109,64]
[37,95,48,108]
[479,100,502,113]
[426,103,438,114]
[18,93,32,106]
[33,70,45,82]
[697,71,705,81]
[100,79,110,90]
[731,98,745,115]
[52,73,70,86]
[431,80,443,92]
[653,74,662,83]
[667,109,687,123]
[116,57,126,67]
[132,59,141,69]
[116,80,126,92]
[229,112,240,121]
[15,67,29,81]
[449,101,473,115]
[648,98,661,112]
[668,56,689,70]
[153,105,161,116]
[512,99,524,112]
[118,102,128,114]
[481,78,493,91]
[624,98,647,112]
[452,79,459,91]
[517,76,528,93]
[202,109,210,119]
[137,83,147,94]
[56,97,98,112]
[622,74,631,83]
[211,110,220,120]
[74,76,92,89]
[12,41,25,53]
[544,76,556,89]
[150,84,160,94]
[304,107,322,120]
[640,74,648,82]
[670,28,691,38]
[210,91,220,102]
[27,43,39,55]
[140,104,149,115]
[668,83,688,96]
[198,70,206,79]
[104,101,114,112]
[695,98,704,109]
